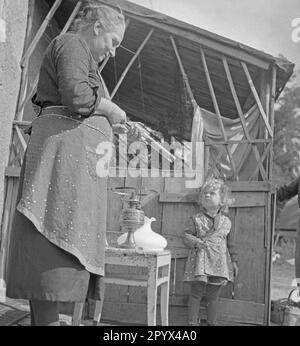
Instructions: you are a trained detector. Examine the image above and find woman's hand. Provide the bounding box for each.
[127,122,143,142]
[95,98,126,124]
[112,122,143,138]
[232,262,239,277]
[112,124,128,134]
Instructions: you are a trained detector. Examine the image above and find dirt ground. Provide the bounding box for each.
[271,237,296,300]
[271,260,295,300]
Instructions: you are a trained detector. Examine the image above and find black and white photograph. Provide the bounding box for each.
[0,0,299,331]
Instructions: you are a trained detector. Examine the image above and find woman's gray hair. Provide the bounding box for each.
[71,4,125,32]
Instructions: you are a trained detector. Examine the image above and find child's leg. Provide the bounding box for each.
[205,284,223,326]
[29,300,60,326]
[187,282,205,325]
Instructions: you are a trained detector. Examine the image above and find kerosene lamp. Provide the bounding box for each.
[112,187,154,249]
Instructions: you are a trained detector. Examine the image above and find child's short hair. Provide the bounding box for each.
[199,176,231,213]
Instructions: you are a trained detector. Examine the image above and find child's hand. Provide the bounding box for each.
[196,239,206,249]
[232,262,239,277]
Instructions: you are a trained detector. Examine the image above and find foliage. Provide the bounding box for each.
[273,70,300,186]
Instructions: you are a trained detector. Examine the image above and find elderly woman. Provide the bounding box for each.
[6,4,127,325]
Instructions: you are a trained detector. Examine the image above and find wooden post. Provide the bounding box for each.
[110,28,154,99]
[15,74,39,120]
[266,191,277,324]
[20,0,62,68]
[268,64,276,180]
[0,178,16,300]
[15,0,35,121]
[259,69,272,178]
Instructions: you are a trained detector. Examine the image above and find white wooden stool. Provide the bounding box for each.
[72,248,171,326]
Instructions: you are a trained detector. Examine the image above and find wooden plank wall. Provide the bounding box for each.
[102,175,269,325]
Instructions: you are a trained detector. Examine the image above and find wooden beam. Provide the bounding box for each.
[104,3,271,71]
[241,62,273,138]
[14,126,27,157]
[110,28,154,99]
[249,143,272,181]
[266,192,277,324]
[259,69,272,179]
[16,1,82,119]
[0,180,14,280]
[15,74,39,120]
[20,0,62,68]
[268,64,276,180]
[235,143,252,174]
[200,47,237,177]
[250,143,270,181]
[269,65,277,133]
[159,191,266,207]
[200,47,227,141]
[61,1,82,34]
[207,148,224,179]
[15,0,35,121]
[260,71,271,134]
[5,167,21,178]
[170,35,204,173]
[169,35,195,104]
[225,106,264,180]
[205,139,271,146]
[229,181,272,191]
[13,120,31,127]
[252,143,269,181]
[264,193,271,324]
[222,56,251,141]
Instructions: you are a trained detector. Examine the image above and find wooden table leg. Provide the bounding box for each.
[93,300,104,326]
[72,302,84,326]
[147,263,158,326]
[160,265,170,326]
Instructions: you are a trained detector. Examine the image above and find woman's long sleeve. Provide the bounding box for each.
[277,178,299,202]
[54,36,102,116]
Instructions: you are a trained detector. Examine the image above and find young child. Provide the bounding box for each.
[183,177,238,326]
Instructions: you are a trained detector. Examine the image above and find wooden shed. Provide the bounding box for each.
[0,0,294,325]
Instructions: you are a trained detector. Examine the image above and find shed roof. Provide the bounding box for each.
[46,0,295,138]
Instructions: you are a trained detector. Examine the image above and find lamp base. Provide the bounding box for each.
[118,230,136,249]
